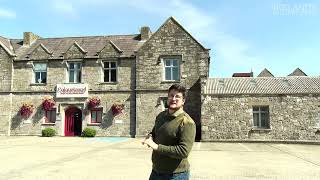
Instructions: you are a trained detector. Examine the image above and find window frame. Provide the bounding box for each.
[67,62,82,83]
[90,107,103,124]
[33,63,47,84]
[103,61,118,83]
[163,57,180,81]
[44,108,56,124]
[252,106,270,129]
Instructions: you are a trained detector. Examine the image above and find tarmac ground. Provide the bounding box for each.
[0,136,320,180]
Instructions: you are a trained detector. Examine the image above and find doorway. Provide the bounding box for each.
[65,107,82,136]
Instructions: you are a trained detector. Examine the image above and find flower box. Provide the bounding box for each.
[42,97,56,111]
[111,103,124,116]
[20,102,34,118]
[87,97,101,109]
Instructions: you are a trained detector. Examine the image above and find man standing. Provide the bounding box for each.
[142,84,196,180]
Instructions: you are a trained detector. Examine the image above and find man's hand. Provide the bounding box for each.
[142,134,158,150]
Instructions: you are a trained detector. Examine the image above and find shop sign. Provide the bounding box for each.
[56,84,88,98]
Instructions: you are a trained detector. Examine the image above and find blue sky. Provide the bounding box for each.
[0,0,319,77]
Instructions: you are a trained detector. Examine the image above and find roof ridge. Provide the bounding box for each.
[31,34,140,40]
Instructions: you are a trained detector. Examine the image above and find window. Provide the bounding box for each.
[253,106,270,129]
[45,108,56,123]
[103,61,117,82]
[91,108,103,123]
[34,63,47,84]
[68,62,82,83]
[164,58,180,81]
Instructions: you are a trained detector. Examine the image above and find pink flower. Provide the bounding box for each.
[20,102,34,118]
[88,97,101,109]
[111,103,124,116]
[42,98,55,111]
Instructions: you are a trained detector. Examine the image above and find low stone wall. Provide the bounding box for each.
[201,94,320,141]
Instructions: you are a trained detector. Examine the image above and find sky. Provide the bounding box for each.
[0,0,319,78]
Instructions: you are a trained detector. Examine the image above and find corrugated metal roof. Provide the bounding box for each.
[204,77,320,95]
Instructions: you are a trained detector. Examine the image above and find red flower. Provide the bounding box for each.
[20,102,34,118]
[111,103,124,116]
[42,98,55,111]
[88,97,101,109]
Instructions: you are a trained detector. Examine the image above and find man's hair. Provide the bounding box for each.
[168,84,186,99]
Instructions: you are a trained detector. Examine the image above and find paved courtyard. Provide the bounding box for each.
[0,136,320,180]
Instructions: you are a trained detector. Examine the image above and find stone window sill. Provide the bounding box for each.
[161,80,181,84]
[42,123,56,125]
[251,128,272,132]
[99,82,118,85]
[30,83,47,86]
[87,123,101,126]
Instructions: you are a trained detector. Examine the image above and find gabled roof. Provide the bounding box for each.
[27,43,52,55]
[137,16,209,52]
[257,68,274,77]
[204,77,320,95]
[64,41,88,55]
[288,68,307,76]
[12,35,144,60]
[0,36,15,56]
[97,40,123,55]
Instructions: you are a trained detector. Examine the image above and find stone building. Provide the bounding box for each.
[0,17,210,139]
[201,74,320,141]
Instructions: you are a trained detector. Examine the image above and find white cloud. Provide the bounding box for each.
[46,0,263,76]
[0,8,16,18]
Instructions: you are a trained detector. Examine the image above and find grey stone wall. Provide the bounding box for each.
[201,94,320,141]
[0,46,12,92]
[29,46,51,60]
[64,44,85,59]
[136,18,209,90]
[0,95,10,135]
[9,92,132,136]
[136,91,168,136]
[13,58,133,92]
[135,18,209,137]
[10,56,134,136]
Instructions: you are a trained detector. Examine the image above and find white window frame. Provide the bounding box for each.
[252,106,270,129]
[163,57,180,81]
[33,63,47,84]
[67,62,82,83]
[103,61,117,83]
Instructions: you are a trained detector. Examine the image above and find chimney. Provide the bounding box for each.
[23,32,40,46]
[140,26,152,41]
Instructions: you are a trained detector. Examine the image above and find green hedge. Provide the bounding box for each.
[82,127,96,137]
[42,128,56,137]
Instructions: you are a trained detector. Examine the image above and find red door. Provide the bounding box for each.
[65,107,82,136]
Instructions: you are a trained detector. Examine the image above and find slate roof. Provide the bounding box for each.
[10,34,144,60]
[0,36,15,56]
[257,68,274,77]
[288,68,307,76]
[204,77,320,95]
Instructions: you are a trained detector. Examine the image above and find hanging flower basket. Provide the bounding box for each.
[20,102,34,118]
[87,97,101,109]
[111,103,124,116]
[42,96,56,111]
